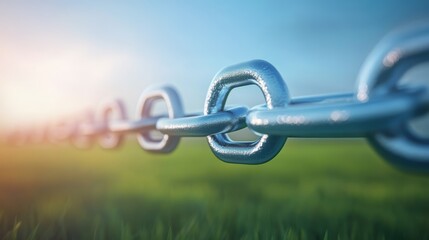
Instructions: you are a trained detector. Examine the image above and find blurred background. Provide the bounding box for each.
[1,1,429,239]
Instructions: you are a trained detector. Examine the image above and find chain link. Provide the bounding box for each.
[4,24,429,171]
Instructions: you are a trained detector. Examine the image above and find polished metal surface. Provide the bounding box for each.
[5,23,429,172]
[247,88,424,138]
[108,117,160,134]
[157,106,248,137]
[356,23,429,170]
[204,60,289,164]
[135,85,184,153]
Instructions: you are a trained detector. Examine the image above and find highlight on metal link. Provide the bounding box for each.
[3,23,429,172]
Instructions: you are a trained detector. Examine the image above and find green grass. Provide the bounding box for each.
[0,139,428,239]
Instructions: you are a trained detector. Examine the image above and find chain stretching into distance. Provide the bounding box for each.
[5,24,429,172]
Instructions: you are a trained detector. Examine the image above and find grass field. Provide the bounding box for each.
[0,139,428,239]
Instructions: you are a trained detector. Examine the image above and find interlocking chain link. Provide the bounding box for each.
[4,24,429,171]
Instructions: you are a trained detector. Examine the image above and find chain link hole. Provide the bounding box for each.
[224,85,265,141]
[400,62,429,139]
[148,99,169,141]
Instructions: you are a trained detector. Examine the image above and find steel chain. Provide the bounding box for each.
[4,24,429,171]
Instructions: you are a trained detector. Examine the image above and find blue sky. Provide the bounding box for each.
[1,1,429,128]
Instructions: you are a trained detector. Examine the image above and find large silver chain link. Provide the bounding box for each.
[5,24,429,171]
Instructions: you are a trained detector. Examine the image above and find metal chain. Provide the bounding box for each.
[4,24,429,171]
